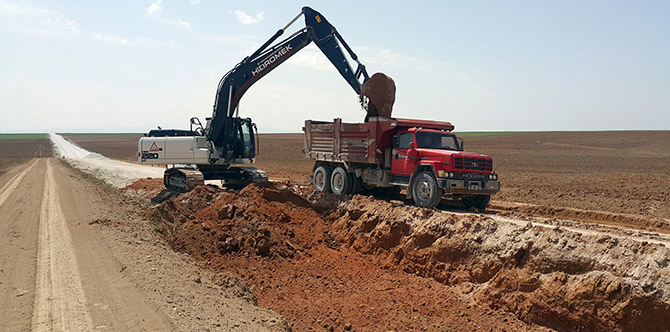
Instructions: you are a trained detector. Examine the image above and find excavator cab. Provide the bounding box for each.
[224,117,257,164]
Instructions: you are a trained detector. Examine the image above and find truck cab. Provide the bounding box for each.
[389,128,499,208]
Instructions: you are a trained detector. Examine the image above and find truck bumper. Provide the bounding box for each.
[437,179,500,195]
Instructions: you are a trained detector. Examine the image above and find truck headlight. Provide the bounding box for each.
[437,170,446,178]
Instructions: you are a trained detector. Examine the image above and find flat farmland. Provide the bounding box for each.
[0,134,52,177]
[64,131,670,222]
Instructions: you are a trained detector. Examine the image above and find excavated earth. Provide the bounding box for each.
[360,72,396,118]
[135,180,670,332]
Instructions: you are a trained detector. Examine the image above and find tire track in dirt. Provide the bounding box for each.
[489,214,670,248]
[31,159,94,332]
[0,159,38,208]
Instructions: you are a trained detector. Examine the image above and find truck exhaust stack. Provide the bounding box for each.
[361,72,396,119]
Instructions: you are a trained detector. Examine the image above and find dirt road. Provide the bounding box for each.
[0,158,172,331]
[0,157,290,332]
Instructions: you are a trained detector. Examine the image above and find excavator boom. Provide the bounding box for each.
[207,7,372,150]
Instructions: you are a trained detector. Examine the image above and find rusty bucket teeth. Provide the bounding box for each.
[361,72,396,119]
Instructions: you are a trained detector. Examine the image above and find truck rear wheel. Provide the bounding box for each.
[351,174,363,194]
[331,166,353,195]
[313,165,332,192]
[411,171,442,208]
[462,195,491,210]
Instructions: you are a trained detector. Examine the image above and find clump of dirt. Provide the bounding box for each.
[143,182,670,332]
[122,178,164,200]
[361,72,395,119]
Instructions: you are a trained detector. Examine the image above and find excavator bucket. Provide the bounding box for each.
[361,72,396,119]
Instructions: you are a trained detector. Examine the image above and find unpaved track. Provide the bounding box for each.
[0,159,172,331]
[32,159,94,331]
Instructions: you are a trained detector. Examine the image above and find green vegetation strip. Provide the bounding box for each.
[0,134,48,141]
[58,133,143,136]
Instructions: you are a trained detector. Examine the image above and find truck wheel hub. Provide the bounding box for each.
[315,173,324,188]
[333,174,343,190]
[417,180,431,199]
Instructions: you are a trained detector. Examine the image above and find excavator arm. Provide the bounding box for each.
[206,6,371,149]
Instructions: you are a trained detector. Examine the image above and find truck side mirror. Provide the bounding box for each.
[457,137,464,151]
[408,141,419,158]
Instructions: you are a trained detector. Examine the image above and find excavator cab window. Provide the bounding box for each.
[240,121,252,158]
[231,118,256,161]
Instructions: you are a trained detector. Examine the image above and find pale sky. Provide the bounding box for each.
[1,0,668,133]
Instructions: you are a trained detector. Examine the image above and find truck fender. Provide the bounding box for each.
[406,164,439,200]
[312,160,335,172]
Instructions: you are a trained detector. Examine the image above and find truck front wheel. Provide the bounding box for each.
[313,165,332,192]
[411,171,442,208]
[462,195,491,210]
[331,166,353,195]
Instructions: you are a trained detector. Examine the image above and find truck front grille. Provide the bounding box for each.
[454,157,492,171]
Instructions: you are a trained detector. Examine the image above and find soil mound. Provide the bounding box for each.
[143,182,670,332]
[325,197,670,332]
[122,178,164,200]
[145,184,327,260]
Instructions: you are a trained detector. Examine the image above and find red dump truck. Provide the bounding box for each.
[303,116,500,209]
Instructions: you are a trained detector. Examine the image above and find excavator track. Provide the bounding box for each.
[164,168,205,193]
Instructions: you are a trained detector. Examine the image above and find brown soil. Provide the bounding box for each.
[142,182,670,331]
[62,135,142,162]
[0,139,52,177]
[361,72,396,118]
[123,178,165,200]
[0,139,53,158]
[144,183,552,332]
[465,131,670,222]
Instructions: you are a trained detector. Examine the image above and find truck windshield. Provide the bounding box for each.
[415,131,459,150]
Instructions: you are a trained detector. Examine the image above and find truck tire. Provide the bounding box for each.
[462,195,491,210]
[313,165,332,192]
[351,174,363,194]
[331,166,353,195]
[411,171,442,208]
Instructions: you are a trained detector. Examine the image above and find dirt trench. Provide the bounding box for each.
[139,182,670,332]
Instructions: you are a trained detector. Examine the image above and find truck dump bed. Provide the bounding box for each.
[303,117,455,165]
[304,118,376,164]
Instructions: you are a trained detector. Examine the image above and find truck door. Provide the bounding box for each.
[391,132,419,176]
